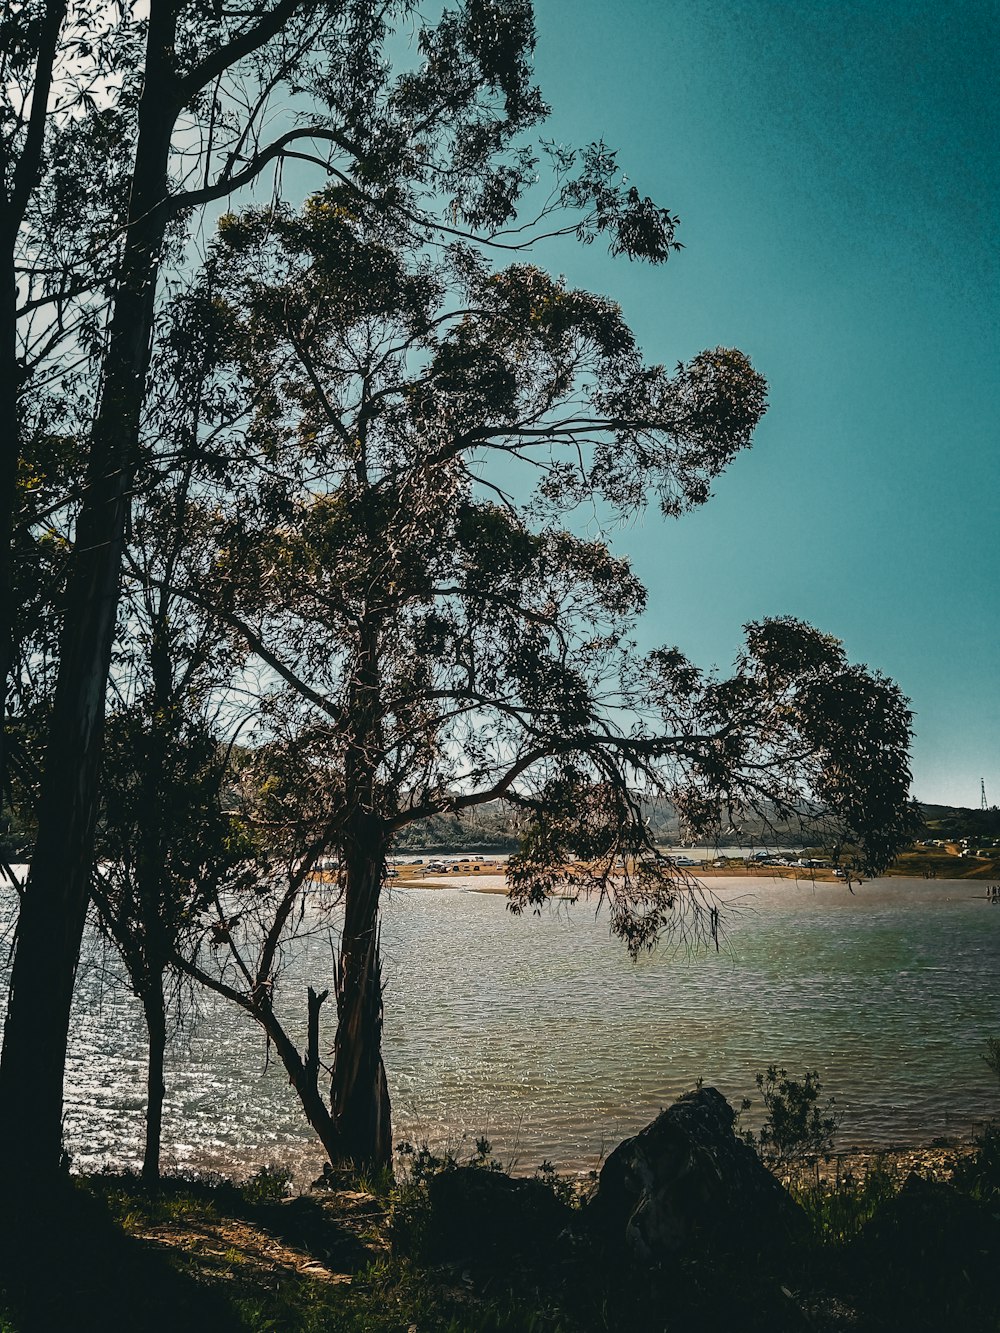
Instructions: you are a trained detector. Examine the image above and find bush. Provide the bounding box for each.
[983,1036,1000,1087]
[952,1123,1000,1203]
[741,1066,839,1168]
[239,1164,293,1205]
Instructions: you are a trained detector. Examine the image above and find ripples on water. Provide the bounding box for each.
[2,875,999,1181]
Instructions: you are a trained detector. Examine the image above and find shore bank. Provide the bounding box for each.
[4,1129,992,1333]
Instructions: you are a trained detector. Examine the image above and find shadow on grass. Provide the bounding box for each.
[0,1182,243,1333]
[86,1169,379,1275]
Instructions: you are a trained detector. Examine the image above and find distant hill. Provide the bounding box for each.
[393,798,1000,856]
[5,791,997,862]
[919,803,1000,840]
[392,796,868,854]
[394,803,520,852]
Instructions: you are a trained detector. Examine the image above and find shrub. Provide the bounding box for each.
[952,1123,1000,1203]
[741,1066,839,1168]
[239,1164,293,1205]
[983,1036,1000,1088]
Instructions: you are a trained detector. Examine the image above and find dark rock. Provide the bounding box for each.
[587,1085,808,1266]
[848,1171,1000,1327]
[424,1166,573,1265]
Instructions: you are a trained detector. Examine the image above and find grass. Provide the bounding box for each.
[0,1160,582,1332]
[1,1133,997,1331]
[788,1156,903,1244]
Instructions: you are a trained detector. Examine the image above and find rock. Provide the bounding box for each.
[850,1170,1000,1317]
[424,1166,573,1265]
[587,1086,808,1266]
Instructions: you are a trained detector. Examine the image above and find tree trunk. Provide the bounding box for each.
[0,250,19,797]
[0,0,68,795]
[331,828,392,1168]
[0,6,179,1180]
[265,984,343,1166]
[141,979,167,1184]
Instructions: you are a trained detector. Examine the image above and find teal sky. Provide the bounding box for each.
[526,0,999,807]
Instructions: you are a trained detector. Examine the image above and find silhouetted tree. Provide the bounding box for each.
[3,0,669,1179]
[93,473,259,1181]
[155,197,912,1166]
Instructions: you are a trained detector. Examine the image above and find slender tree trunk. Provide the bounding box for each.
[0,250,19,794]
[181,951,343,1166]
[137,612,172,1185]
[0,0,68,794]
[331,824,392,1167]
[0,6,179,1180]
[265,984,342,1165]
[141,979,167,1184]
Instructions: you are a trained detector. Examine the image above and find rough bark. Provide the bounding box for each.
[0,252,19,795]
[0,0,69,792]
[331,823,392,1168]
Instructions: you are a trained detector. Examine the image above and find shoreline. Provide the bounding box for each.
[389,865,949,894]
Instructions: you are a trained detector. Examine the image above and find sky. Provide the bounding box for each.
[520,0,999,807]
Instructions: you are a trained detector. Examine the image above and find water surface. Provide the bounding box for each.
[4,874,998,1180]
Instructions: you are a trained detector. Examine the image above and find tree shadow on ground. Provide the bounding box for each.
[0,1183,243,1333]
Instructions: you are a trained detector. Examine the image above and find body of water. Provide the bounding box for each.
[3,874,999,1181]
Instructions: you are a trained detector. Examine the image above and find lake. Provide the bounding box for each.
[3,874,999,1181]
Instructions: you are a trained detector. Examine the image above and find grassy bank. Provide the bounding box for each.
[1,1130,997,1332]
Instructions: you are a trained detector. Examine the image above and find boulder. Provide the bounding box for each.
[849,1170,1000,1324]
[587,1086,807,1266]
[424,1166,573,1265]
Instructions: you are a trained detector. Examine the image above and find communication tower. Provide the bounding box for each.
[982,778,989,811]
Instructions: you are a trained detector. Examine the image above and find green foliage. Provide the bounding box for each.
[91,1173,219,1229]
[393,1135,503,1197]
[983,1037,1000,1087]
[233,1255,575,1333]
[352,1162,396,1201]
[949,1037,1000,1202]
[390,1135,583,1261]
[742,1066,839,1167]
[534,1158,588,1209]
[790,1157,901,1245]
[87,1164,292,1224]
[239,1165,293,1206]
[952,1123,1000,1203]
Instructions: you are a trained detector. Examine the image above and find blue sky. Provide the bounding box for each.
[526,0,999,806]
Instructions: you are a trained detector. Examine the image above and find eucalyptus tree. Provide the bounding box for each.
[93,464,262,1182]
[1,2,136,799]
[164,197,913,1166]
[4,0,674,1178]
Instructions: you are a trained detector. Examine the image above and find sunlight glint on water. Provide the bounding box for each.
[2,875,999,1180]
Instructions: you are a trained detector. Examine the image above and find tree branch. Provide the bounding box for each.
[165,127,357,218]
[175,0,307,106]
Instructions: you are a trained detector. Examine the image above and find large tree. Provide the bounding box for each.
[157,197,913,1167]
[3,0,670,1179]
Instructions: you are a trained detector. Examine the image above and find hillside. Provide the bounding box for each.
[393,798,1000,858]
